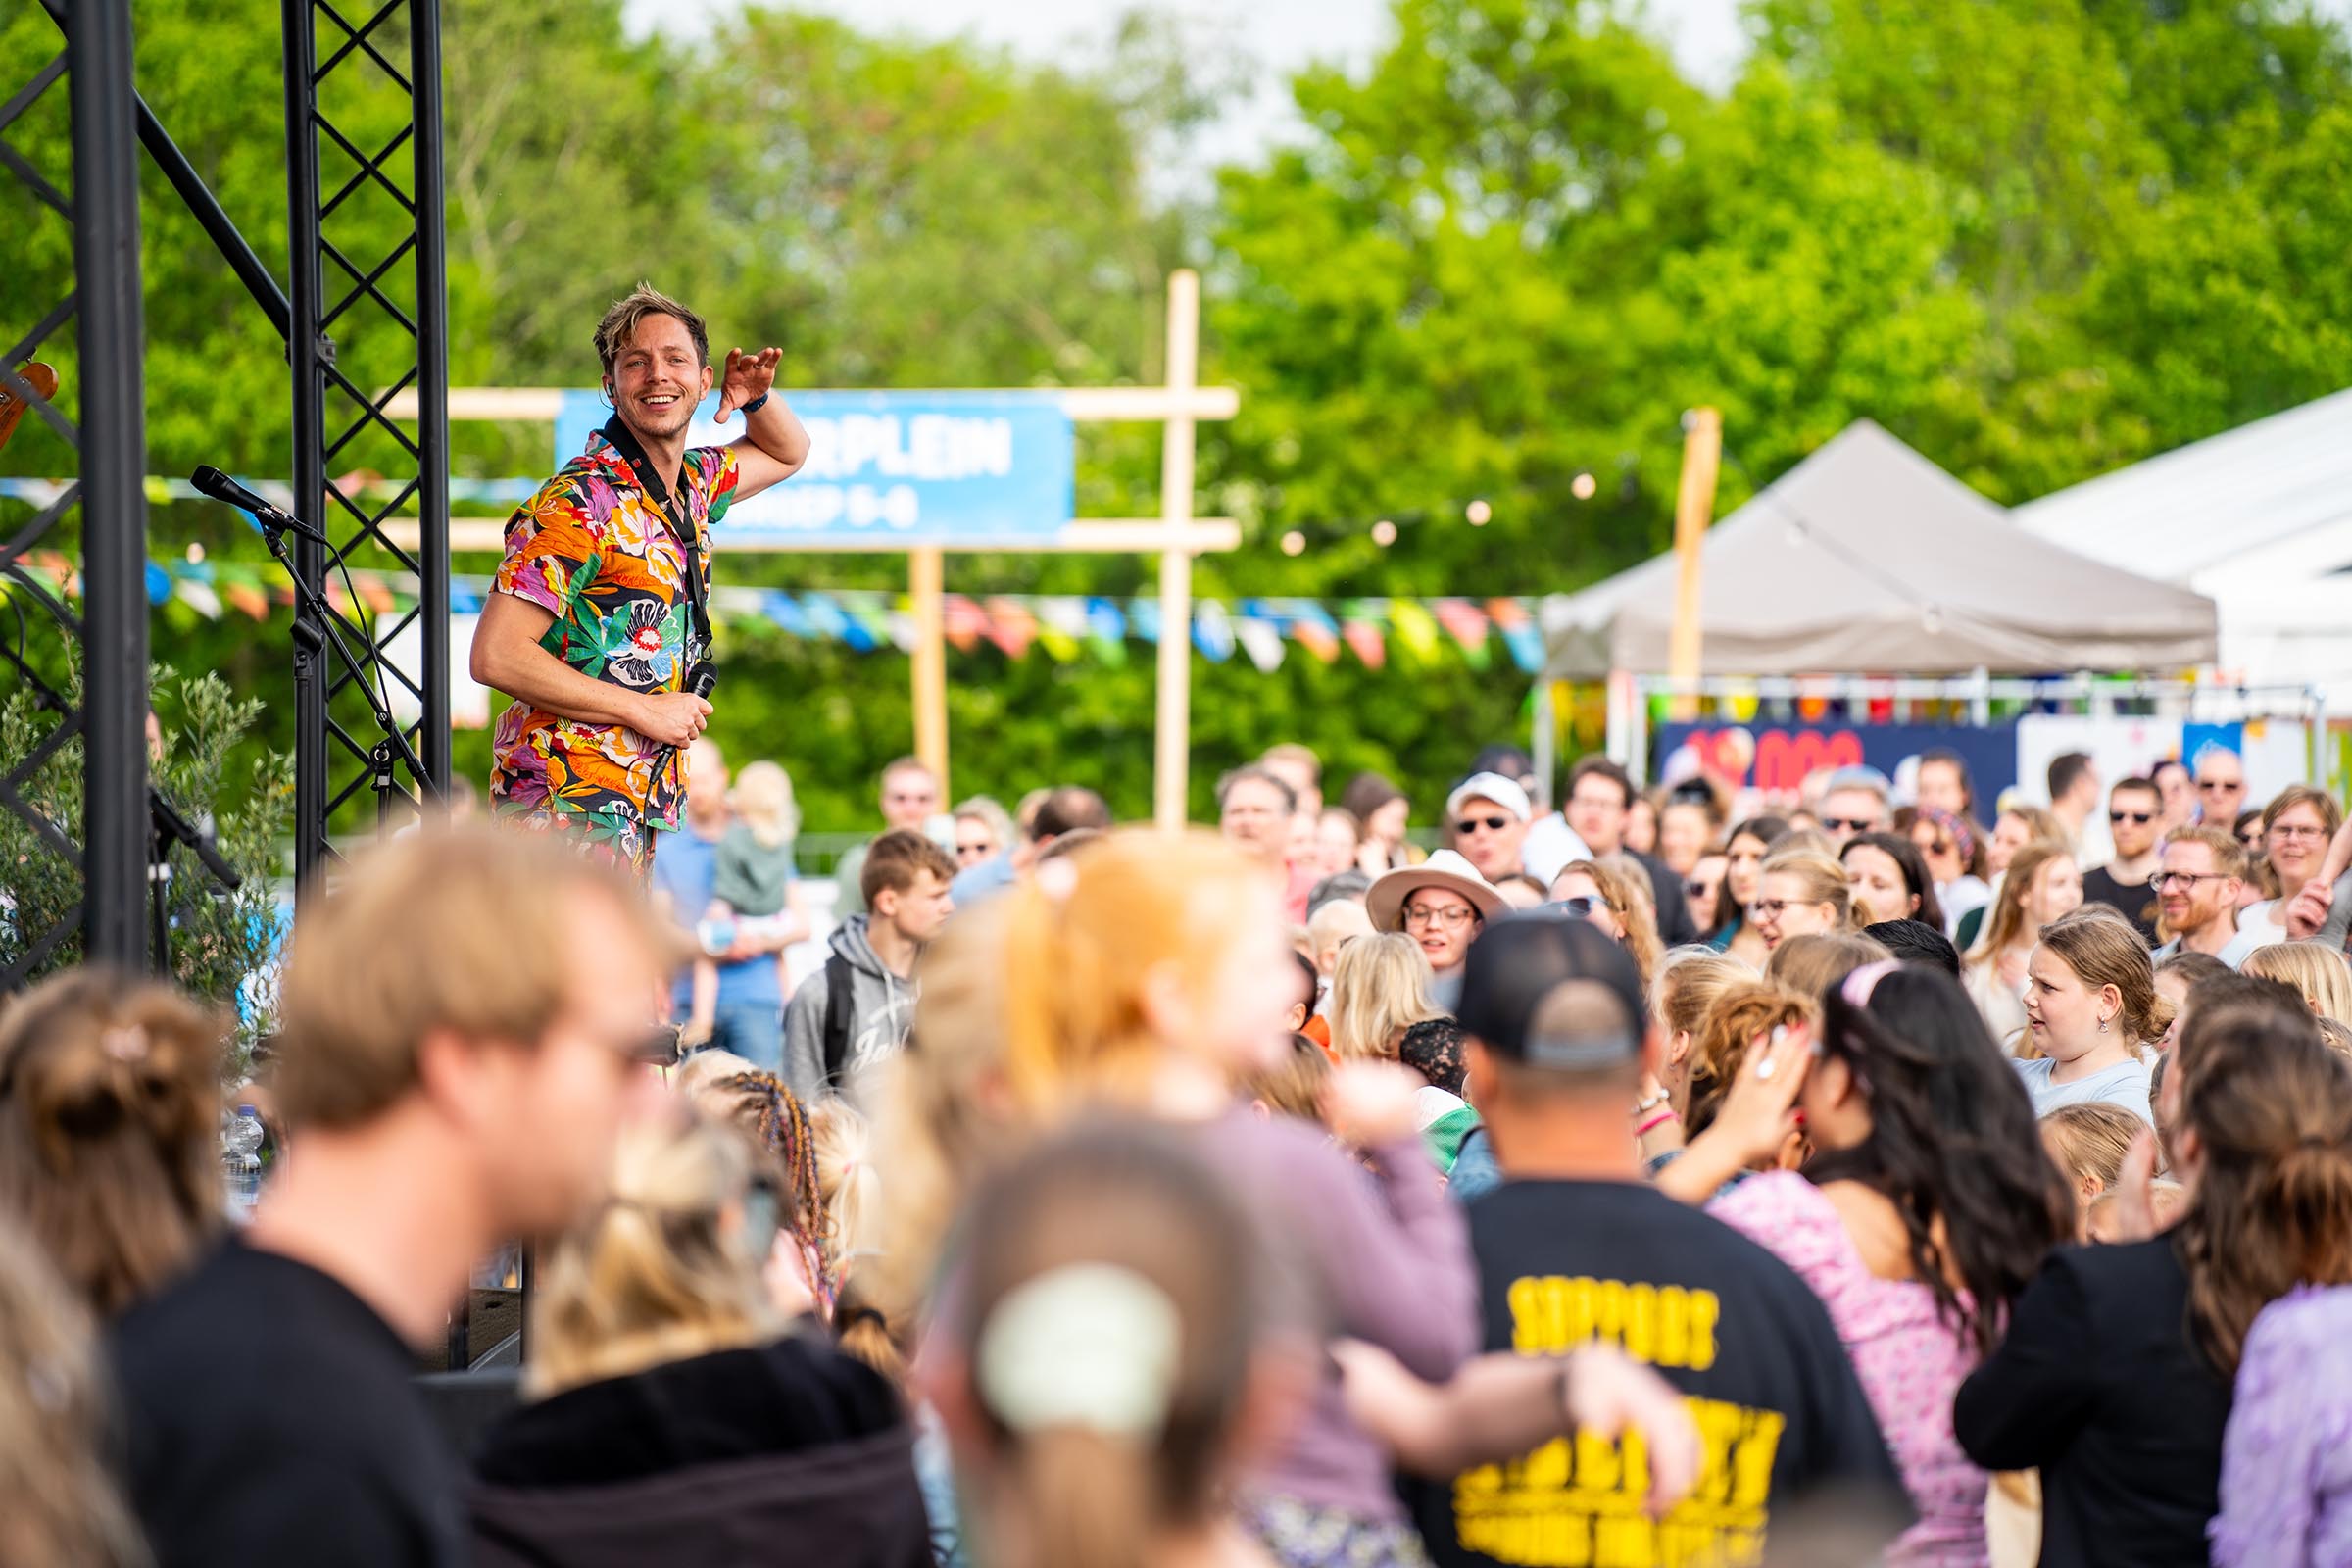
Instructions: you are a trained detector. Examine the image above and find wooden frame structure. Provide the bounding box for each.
[390,270,1234,827]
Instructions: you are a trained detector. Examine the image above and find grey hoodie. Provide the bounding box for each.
[781,914,916,1104]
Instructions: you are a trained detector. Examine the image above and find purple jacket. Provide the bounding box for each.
[1191,1110,1479,1521]
[2212,1285,2352,1568]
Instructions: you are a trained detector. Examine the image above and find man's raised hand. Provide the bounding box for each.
[713,346,782,423]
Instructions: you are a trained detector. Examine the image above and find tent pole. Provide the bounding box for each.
[1666,408,1721,721]
[1152,270,1200,831]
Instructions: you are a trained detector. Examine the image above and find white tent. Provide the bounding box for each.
[1541,420,2219,679]
[2014,386,2352,693]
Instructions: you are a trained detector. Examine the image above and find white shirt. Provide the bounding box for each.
[1520,812,1592,886]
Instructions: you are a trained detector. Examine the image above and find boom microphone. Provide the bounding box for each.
[189,466,327,542]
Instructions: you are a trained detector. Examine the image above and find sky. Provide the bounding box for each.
[623,0,1751,175]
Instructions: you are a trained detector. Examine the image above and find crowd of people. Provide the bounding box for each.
[5,724,2352,1568]
[11,289,2352,1566]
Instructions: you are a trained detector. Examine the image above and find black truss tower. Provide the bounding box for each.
[0,0,151,982]
[283,0,451,883]
[0,0,448,984]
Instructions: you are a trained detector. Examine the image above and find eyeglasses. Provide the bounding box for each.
[1404,905,1480,931]
[1749,899,1790,919]
[2153,870,2232,890]
[1822,817,1876,834]
[2270,824,2330,843]
[2109,809,2154,825]
[1455,815,1510,835]
[2198,779,2243,794]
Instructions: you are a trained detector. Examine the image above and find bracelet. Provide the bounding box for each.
[1630,1088,1669,1116]
[740,390,770,416]
[1635,1109,1680,1138]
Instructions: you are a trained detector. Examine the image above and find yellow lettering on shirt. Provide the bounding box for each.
[1508,1276,1720,1370]
[1457,1277,1786,1566]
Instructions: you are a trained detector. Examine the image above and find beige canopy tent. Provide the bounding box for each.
[1541,420,2220,679]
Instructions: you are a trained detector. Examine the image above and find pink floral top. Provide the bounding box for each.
[1711,1170,1986,1568]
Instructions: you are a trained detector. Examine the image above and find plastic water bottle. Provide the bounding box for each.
[222,1103,265,1224]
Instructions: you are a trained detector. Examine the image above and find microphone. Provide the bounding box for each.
[189,466,326,543]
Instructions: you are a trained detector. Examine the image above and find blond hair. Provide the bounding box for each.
[2243,943,2352,1027]
[594,281,709,379]
[0,967,225,1316]
[876,832,1278,1312]
[1328,932,1442,1061]
[0,1217,144,1566]
[813,1099,879,1281]
[528,1111,771,1398]
[273,826,675,1129]
[1764,931,1892,1003]
[2041,1102,2142,1197]
[1653,949,1752,1042]
[1758,849,1854,929]
[731,760,801,850]
[2035,910,2174,1047]
[1565,858,1665,994]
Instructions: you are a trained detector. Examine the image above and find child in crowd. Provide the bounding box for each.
[685,760,808,1047]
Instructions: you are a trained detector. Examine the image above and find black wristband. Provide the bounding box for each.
[740,390,770,416]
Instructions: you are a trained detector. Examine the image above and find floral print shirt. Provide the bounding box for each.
[488,429,737,858]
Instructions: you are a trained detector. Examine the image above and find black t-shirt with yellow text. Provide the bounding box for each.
[1413,1179,1910,1568]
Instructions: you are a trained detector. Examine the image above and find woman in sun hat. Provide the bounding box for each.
[1365,851,1505,1012]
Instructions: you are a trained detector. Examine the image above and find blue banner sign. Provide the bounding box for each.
[555,389,1075,547]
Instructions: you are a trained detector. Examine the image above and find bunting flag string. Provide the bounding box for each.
[9,550,1552,674]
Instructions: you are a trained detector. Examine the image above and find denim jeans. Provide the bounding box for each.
[709,1002,784,1074]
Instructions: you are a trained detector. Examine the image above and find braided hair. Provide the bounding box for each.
[713,1071,833,1306]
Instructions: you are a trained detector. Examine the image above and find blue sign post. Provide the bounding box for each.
[555,388,1075,548]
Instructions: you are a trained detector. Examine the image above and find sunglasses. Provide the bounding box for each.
[1683,878,1712,899]
[1920,839,1956,857]
[2198,780,2243,793]
[1455,815,1511,835]
[1552,896,1598,918]
[1822,817,1876,834]
[2109,809,2154,824]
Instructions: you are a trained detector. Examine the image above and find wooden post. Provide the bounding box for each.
[1667,407,1721,721]
[1153,270,1200,830]
[909,546,948,793]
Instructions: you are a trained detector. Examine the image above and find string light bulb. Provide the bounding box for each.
[1279,529,1306,557]
[1465,499,1492,525]
[185,542,206,564]
[1571,472,1597,501]
[1371,519,1398,547]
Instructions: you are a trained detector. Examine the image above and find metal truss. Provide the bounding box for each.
[282,0,451,884]
[0,0,151,981]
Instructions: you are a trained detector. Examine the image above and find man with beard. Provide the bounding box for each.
[471,284,808,875]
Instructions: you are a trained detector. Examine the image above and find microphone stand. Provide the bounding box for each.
[149,787,241,974]
[251,514,430,831]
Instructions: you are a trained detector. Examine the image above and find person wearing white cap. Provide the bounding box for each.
[1367,851,1507,1011]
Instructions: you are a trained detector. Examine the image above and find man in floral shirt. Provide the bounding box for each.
[470,284,808,874]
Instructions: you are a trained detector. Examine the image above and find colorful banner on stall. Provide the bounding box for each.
[554,390,1075,548]
[1657,721,2022,804]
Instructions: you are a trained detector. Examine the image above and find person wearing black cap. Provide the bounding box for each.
[1410,914,1913,1568]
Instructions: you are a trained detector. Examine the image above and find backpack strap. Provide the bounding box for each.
[821,951,856,1089]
